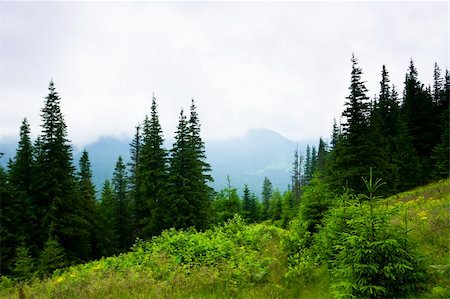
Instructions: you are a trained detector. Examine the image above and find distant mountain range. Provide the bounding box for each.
[0,128,316,196]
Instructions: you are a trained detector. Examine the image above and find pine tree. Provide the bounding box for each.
[168,109,191,229]
[242,184,257,222]
[98,180,118,255]
[186,99,213,229]
[304,146,312,184]
[38,237,67,277]
[139,96,169,237]
[316,138,328,174]
[168,101,213,230]
[310,146,317,177]
[12,244,35,281]
[260,177,273,220]
[367,66,398,195]
[402,60,439,182]
[112,156,133,251]
[291,150,302,205]
[128,124,143,237]
[77,150,111,259]
[431,68,450,178]
[2,119,36,273]
[34,80,90,262]
[330,54,372,193]
[0,164,17,274]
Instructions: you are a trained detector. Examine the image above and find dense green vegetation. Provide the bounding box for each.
[0,56,448,298]
[0,179,448,298]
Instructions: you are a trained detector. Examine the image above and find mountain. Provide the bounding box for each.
[0,128,317,197]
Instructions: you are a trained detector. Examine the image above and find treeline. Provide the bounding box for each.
[303,56,448,196]
[0,82,213,276]
[1,55,448,279]
[211,56,448,230]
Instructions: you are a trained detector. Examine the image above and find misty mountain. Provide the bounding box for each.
[0,128,316,196]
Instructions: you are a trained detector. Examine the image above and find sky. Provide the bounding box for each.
[0,1,448,148]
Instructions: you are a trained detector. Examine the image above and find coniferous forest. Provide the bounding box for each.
[0,56,449,298]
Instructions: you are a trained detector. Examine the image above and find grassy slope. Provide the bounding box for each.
[1,180,448,299]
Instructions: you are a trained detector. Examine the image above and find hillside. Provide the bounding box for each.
[1,179,448,299]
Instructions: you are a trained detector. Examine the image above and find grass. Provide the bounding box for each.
[1,179,449,298]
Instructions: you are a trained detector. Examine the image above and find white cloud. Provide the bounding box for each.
[0,1,447,147]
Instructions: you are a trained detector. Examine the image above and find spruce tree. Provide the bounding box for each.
[98,180,118,255]
[139,97,169,237]
[242,184,253,222]
[112,156,133,251]
[291,150,302,205]
[260,177,273,220]
[34,80,90,262]
[316,138,328,174]
[128,124,143,237]
[3,119,36,270]
[368,66,398,195]
[0,164,17,274]
[168,109,191,229]
[330,54,372,193]
[304,145,311,185]
[168,101,213,230]
[77,150,111,259]
[186,99,213,229]
[402,60,439,182]
[431,68,450,178]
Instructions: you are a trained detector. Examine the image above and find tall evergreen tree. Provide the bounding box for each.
[316,138,328,174]
[112,156,133,251]
[139,96,169,237]
[310,146,317,177]
[0,163,17,274]
[168,109,191,229]
[431,68,450,178]
[6,119,36,253]
[34,80,90,262]
[402,60,439,182]
[304,146,312,185]
[291,149,302,205]
[128,124,143,237]
[260,177,273,220]
[330,54,372,193]
[167,100,213,230]
[77,150,112,259]
[368,66,398,194]
[186,99,213,229]
[98,180,118,255]
[242,184,258,222]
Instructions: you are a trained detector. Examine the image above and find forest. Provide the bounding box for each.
[0,55,449,298]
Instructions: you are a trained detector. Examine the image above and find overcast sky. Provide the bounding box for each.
[0,1,448,148]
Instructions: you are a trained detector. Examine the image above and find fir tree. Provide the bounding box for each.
[316,138,328,174]
[128,124,143,237]
[77,150,111,259]
[98,180,118,255]
[291,149,302,205]
[402,60,439,181]
[112,156,133,251]
[168,109,191,229]
[330,54,372,193]
[242,184,257,222]
[139,96,169,237]
[186,99,213,229]
[34,80,90,262]
[2,119,36,272]
[168,101,213,230]
[260,177,273,220]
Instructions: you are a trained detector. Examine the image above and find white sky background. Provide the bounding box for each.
[0,1,448,148]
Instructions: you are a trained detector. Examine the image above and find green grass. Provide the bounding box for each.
[1,180,449,298]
